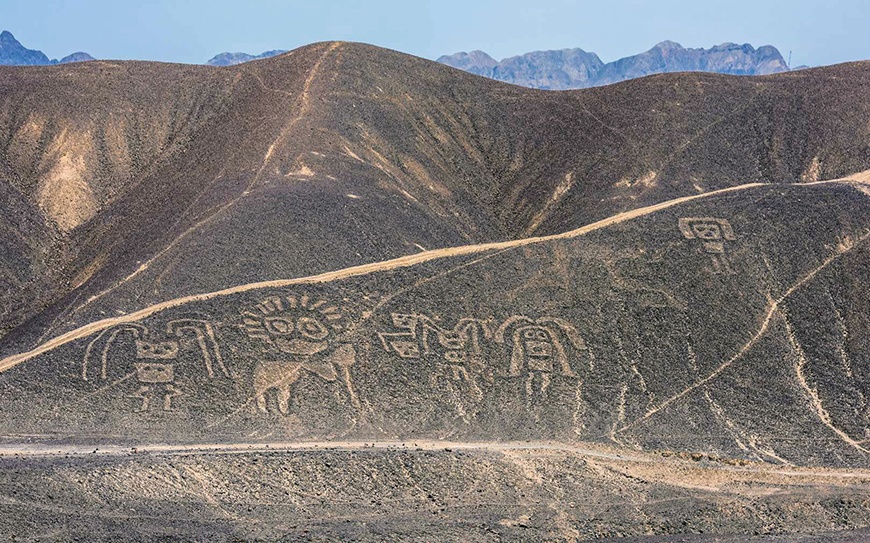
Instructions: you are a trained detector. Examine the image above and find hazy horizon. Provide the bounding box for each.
[2,0,869,68]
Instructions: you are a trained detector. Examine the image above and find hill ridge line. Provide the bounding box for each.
[1,178,865,374]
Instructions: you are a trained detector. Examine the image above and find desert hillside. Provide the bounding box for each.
[2,42,870,541]
[3,43,870,349]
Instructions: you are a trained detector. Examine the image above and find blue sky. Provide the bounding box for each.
[3,0,868,67]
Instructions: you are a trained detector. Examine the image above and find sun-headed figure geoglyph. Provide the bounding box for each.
[241,293,359,415]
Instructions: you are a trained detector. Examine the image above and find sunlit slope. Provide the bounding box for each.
[1,180,868,468]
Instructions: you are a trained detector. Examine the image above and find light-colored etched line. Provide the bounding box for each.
[782,309,869,453]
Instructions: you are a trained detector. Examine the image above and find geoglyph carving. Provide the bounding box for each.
[495,316,586,398]
[378,312,588,404]
[241,294,358,415]
[377,313,490,362]
[378,313,490,397]
[679,217,737,274]
[83,320,227,412]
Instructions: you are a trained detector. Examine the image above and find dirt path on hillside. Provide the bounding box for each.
[1,440,869,483]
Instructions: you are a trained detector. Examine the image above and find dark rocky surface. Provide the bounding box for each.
[2,180,870,539]
[3,181,870,463]
[439,41,790,89]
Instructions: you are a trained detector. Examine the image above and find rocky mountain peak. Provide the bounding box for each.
[0,30,51,65]
[59,52,96,64]
[653,40,684,50]
[435,50,498,73]
[0,30,94,66]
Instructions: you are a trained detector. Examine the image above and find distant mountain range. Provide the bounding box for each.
[0,31,93,66]
[207,49,288,66]
[438,41,794,89]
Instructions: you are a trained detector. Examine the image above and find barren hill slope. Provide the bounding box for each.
[2,177,870,540]
[4,43,870,353]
